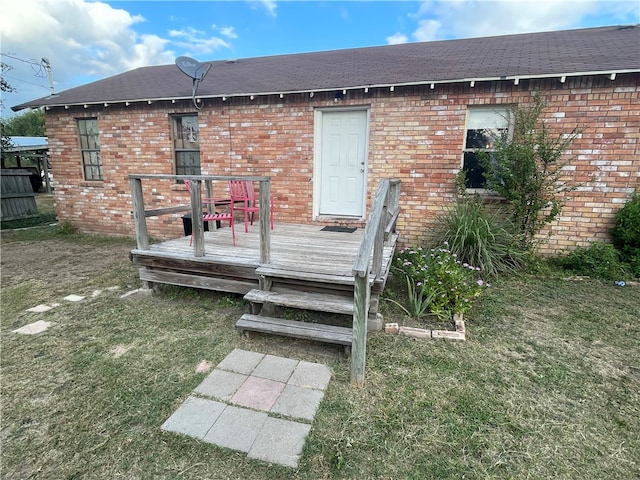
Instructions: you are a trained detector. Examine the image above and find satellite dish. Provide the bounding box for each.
[176,56,211,81]
[175,56,211,110]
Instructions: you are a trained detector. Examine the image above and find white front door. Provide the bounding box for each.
[316,109,368,217]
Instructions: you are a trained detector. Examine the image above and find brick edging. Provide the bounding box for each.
[384,315,466,341]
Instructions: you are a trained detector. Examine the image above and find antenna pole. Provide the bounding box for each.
[192,79,201,110]
[41,58,54,95]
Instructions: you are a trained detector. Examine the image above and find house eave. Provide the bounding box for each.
[21,68,640,112]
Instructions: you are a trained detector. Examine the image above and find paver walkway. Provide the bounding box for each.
[161,349,332,468]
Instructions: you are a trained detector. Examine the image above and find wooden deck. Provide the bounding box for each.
[129,174,401,384]
[131,222,398,301]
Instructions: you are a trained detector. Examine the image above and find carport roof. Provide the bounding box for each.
[4,136,48,153]
[12,24,640,111]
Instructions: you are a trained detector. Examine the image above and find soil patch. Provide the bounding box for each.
[1,237,135,290]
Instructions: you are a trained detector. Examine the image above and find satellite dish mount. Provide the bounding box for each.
[175,56,212,110]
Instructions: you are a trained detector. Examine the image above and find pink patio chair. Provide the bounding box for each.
[228,180,274,233]
[190,211,235,246]
[183,179,228,208]
[184,179,235,246]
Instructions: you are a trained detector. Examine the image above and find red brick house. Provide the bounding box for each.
[13,25,640,253]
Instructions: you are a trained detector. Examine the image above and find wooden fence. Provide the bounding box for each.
[1,169,38,221]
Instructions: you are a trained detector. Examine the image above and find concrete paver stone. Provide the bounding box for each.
[26,304,54,313]
[231,376,285,411]
[195,369,247,401]
[252,354,299,383]
[63,294,85,302]
[13,320,53,335]
[271,384,325,421]
[289,361,332,390]
[161,396,226,439]
[203,405,268,452]
[216,349,264,375]
[248,417,312,468]
[162,349,334,468]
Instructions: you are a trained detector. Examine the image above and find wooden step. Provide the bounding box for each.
[236,314,352,346]
[255,266,365,286]
[244,289,354,315]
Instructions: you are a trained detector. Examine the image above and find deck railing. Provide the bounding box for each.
[351,178,401,385]
[129,174,272,263]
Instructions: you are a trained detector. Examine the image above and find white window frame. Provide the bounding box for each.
[461,106,512,192]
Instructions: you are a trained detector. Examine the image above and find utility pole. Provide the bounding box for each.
[41,58,54,95]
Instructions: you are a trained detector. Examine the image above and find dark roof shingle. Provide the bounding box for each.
[13,25,640,111]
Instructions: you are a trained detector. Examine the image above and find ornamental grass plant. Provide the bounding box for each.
[433,197,528,277]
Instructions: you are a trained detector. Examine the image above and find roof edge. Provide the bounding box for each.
[20,69,638,112]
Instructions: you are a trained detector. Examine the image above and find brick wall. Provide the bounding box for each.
[45,73,639,254]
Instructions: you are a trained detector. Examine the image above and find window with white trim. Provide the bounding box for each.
[462,107,511,189]
[172,115,201,177]
[78,118,102,181]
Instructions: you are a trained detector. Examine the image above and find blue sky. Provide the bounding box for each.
[1,0,638,117]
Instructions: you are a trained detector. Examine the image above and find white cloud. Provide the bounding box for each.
[408,0,639,41]
[219,27,238,39]
[386,33,409,45]
[250,0,277,17]
[168,27,229,56]
[124,34,174,71]
[0,0,171,113]
[169,26,206,39]
[412,19,441,42]
[0,0,234,114]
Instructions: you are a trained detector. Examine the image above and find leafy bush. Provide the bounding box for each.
[433,197,528,277]
[557,242,627,280]
[479,96,580,249]
[611,192,640,278]
[393,244,490,319]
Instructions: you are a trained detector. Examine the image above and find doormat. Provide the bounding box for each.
[320,226,357,233]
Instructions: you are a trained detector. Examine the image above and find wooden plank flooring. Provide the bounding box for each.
[131,222,398,296]
[135,223,385,273]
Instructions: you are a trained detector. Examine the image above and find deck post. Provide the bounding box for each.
[129,177,149,250]
[351,273,370,386]
[205,180,215,214]
[259,179,271,265]
[351,179,392,385]
[189,179,205,257]
[372,210,385,278]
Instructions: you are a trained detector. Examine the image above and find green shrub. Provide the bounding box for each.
[433,197,528,277]
[0,212,56,230]
[625,252,640,279]
[557,242,627,280]
[611,191,640,278]
[57,221,78,235]
[478,96,580,249]
[394,244,490,319]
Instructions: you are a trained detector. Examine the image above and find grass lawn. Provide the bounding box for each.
[1,229,638,479]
